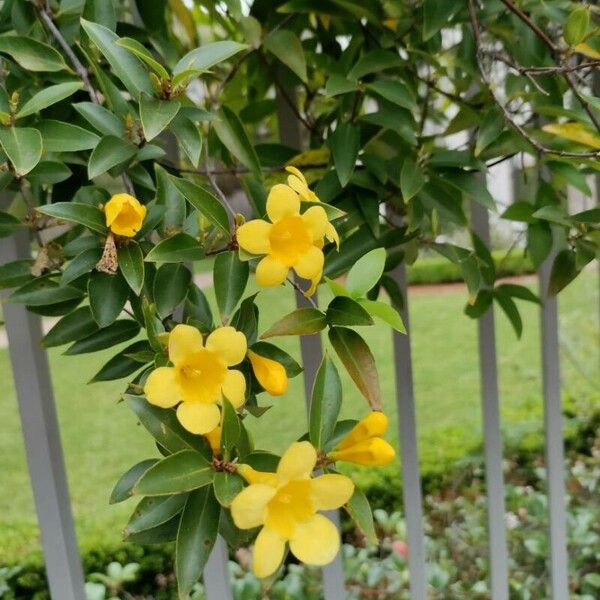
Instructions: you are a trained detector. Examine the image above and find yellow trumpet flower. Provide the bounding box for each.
[248,350,288,396]
[329,412,395,466]
[143,324,247,435]
[231,441,354,578]
[103,193,147,237]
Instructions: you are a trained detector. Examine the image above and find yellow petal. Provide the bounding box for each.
[104,193,146,237]
[237,464,278,487]
[289,514,340,566]
[326,223,339,249]
[221,369,246,408]
[277,441,316,484]
[248,351,289,396]
[293,246,324,281]
[168,324,203,365]
[176,402,220,435]
[256,255,289,287]
[285,165,307,186]
[206,326,247,366]
[205,426,221,455]
[301,205,328,241]
[231,484,276,529]
[286,166,319,202]
[310,474,354,510]
[104,195,125,226]
[330,438,396,466]
[144,367,179,408]
[337,412,389,450]
[574,42,600,60]
[236,219,272,255]
[266,184,300,223]
[542,122,600,150]
[253,527,286,578]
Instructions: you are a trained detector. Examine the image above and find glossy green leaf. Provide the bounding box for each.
[0,36,67,71]
[125,494,187,536]
[88,271,130,327]
[366,80,416,111]
[0,259,34,289]
[65,319,140,355]
[423,0,461,40]
[0,127,42,176]
[564,6,589,46]
[110,459,159,504]
[37,202,107,234]
[27,161,72,185]
[42,306,98,347]
[145,233,204,263]
[153,263,192,318]
[220,398,241,460]
[358,299,406,333]
[139,93,181,141]
[214,251,249,321]
[118,242,145,295]
[10,278,83,306]
[493,288,522,338]
[548,249,579,296]
[326,296,374,327]
[261,308,327,339]
[0,212,23,237]
[16,82,83,119]
[88,135,137,179]
[400,158,424,201]
[345,247,386,297]
[348,49,403,79]
[309,354,342,449]
[73,102,124,136]
[329,123,360,187]
[184,285,214,332]
[116,37,170,79]
[171,115,203,167]
[213,472,244,508]
[345,487,377,544]
[173,40,247,75]
[90,340,151,382]
[325,74,359,96]
[264,29,307,82]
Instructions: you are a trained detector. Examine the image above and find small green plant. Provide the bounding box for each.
[85,561,139,600]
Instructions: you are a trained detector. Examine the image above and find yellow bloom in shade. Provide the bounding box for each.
[143,324,247,435]
[285,166,320,202]
[104,193,146,237]
[231,441,354,578]
[248,350,288,396]
[329,412,395,466]
[236,183,337,295]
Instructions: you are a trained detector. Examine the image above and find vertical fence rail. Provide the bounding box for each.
[276,87,346,598]
[0,229,85,600]
[470,201,509,599]
[203,536,233,600]
[390,263,427,600]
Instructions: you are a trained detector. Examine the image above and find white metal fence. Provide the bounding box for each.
[1,166,597,599]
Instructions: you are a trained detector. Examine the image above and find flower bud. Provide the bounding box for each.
[104,193,146,237]
[248,350,288,396]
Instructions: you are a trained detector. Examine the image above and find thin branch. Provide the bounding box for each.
[499,0,557,52]
[204,135,236,219]
[159,161,330,176]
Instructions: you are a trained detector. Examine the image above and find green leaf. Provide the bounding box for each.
[110,459,159,504]
[139,94,181,141]
[493,289,522,338]
[348,49,403,79]
[475,111,503,157]
[345,247,386,297]
[213,106,261,177]
[495,283,540,304]
[27,161,72,185]
[145,233,204,263]
[37,202,106,234]
[153,263,192,319]
[328,123,360,187]
[548,249,579,296]
[173,40,247,75]
[423,0,461,40]
[0,212,23,237]
[42,306,98,347]
[358,299,406,333]
[73,102,124,136]
[572,207,600,223]
[125,494,187,536]
[65,319,140,355]
[184,285,214,332]
[88,271,130,327]
[345,487,377,544]
[175,487,220,598]
[0,35,67,71]
[249,341,302,377]
[329,326,381,410]
[0,259,34,289]
[501,201,536,223]
[213,472,244,508]
[81,19,154,99]
[220,398,242,460]
[325,74,359,96]
[134,450,213,495]
[0,127,42,176]
[532,205,572,227]
[88,135,137,179]
[171,176,230,234]
[366,80,416,111]
[326,296,373,327]
[264,29,307,82]
[439,171,496,211]
[118,242,145,295]
[564,6,589,46]
[10,279,83,306]
[126,395,212,457]
[261,307,327,339]
[16,82,83,119]
[309,354,342,449]
[116,37,170,79]
[171,115,203,167]
[400,158,424,201]
[90,340,151,382]
[527,222,552,268]
[214,251,249,321]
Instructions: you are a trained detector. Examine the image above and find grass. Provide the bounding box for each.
[0,271,598,564]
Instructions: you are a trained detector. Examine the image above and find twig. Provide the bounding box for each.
[499,0,556,52]
[204,134,236,219]
[159,161,330,176]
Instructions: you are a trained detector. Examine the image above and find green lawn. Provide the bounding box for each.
[0,272,598,563]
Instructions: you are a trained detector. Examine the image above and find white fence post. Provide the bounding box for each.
[0,229,85,600]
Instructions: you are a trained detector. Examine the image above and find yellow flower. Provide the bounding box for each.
[236,183,336,295]
[329,412,395,466]
[248,350,288,396]
[104,193,147,237]
[143,324,247,435]
[285,166,320,202]
[205,426,222,455]
[231,441,354,578]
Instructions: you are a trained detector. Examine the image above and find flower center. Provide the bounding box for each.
[269,216,311,266]
[265,480,314,538]
[113,203,141,233]
[176,348,227,403]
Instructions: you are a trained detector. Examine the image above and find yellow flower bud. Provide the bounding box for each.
[103,193,147,237]
[329,412,395,466]
[205,426,222,455]
[248,350,288,396]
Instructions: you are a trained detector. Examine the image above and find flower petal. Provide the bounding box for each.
[330,438,396,466]
[310,474,354,510]
[301,206,328,241]
[326,223,340,249]
[144,367,179,408]
[104,194,125,226]
[176,402,220,435]
[206,326,247,366]
[289,514,340,566]
[238,464,278,487]
[285,165,307,186]
[248,351,288,396]
[221,369,246,408]
[277,441,316,484]
[168,324,203,365]
[266,184,300,223]
[256,255,289,287]
[236,219,272,255]
[253,527,286,578]
[231,484,276,529]
[337,412,389,450]
[293,246,324,281]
